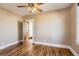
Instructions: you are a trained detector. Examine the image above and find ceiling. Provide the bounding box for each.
[0,3,71,16]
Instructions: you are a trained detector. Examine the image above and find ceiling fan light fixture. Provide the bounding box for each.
[32,7,37,12]
[28,7,37,13]
[31,9,34,12]
[33,7,37,10]
[17,3,43,14]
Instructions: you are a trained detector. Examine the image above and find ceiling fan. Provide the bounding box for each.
[17,3,43,13]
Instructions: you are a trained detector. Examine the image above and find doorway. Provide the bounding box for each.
[18,21,23,41]
[23,19,34,44]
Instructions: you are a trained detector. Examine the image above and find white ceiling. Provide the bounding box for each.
[0,3,71,16]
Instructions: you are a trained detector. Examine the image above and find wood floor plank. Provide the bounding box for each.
[0,43,74,56]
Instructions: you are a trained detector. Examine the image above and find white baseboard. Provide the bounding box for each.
[32,41,69,48]
[68,46,78,56]
[0,40,22,50]
[32,41,78,56]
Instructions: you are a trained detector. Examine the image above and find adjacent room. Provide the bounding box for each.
[0,3,78,56]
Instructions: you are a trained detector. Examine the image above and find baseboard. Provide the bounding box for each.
[0,40,22,50]
[32,41,69,48]
[68,46,78,56]
[32,41,78,56]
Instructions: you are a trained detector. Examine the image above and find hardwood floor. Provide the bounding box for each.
[0,43,73,56]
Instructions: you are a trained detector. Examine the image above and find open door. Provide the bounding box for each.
[23,19,33,45]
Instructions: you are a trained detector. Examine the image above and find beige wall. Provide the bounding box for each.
[0,7,23,48]
[32,8,70,45]
[69,4,79,55]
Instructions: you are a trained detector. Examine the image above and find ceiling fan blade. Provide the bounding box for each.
[33,4,42,12]
[17,6,28,7]
[37,3,44,5]
[36,8,43,12]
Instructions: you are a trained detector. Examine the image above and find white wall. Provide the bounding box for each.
[69,4,79,55]
[0,7,23,48]
[76,6,79,45]
[33,8,70,45]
